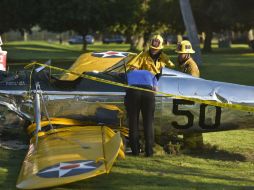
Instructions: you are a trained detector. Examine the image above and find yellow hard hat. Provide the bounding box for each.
[175,40,195,54]
[149,35,164,50]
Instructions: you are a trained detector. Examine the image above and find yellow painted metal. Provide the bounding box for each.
[27,117,87,135]
[16,126,124,189]
[60,52,125,80]
[27,103,126,136]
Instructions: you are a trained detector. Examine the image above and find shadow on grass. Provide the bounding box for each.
[43,153,254,189]
[203,47,253,55]
[1,149,252,190]
[184,145,247,162]
[46,169,254,190]
[5,42,83,64]
[5,43,80,52]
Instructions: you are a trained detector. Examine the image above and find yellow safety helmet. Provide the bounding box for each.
[175,40,195,54]
[149,35,164,50]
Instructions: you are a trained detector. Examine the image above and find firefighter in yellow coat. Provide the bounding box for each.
[127,34,175,80]
[176,40,203,149]
[176,40,200,77]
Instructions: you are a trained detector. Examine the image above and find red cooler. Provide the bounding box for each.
[0,51,7,71]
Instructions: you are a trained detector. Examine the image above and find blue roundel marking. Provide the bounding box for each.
[37,160,103,178]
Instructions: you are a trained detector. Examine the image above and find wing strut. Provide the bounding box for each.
[34,82,54,148]
[34,83,41,147]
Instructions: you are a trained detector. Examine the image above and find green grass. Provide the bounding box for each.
[1,130,254,190]
[4,41,253,85]
[0,149,27,190]
[1,41,254,189]
[201,45,254,86]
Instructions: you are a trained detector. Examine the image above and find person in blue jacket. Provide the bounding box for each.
[125,69,158,157]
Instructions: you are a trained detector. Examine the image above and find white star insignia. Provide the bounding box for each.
[93,51,127,58]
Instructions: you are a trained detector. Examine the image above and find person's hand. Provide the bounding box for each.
[129,66,137,71]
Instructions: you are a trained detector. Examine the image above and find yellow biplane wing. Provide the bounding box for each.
[16,124,125,189]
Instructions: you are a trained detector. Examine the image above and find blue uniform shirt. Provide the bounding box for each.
[127,70,158,87]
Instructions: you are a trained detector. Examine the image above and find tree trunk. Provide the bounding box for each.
[248,29,254,51]
[248,29,253,41]
[136,35,144,50]
[19,30,28,41]
[129,36,137,51]
[24,31,28,42]
[143,31,151,50]
[203,30,213,52]
[82,34,88,51]
[129,34,144,51]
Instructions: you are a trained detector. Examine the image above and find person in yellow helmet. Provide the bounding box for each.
[176,40,200,77]
[125,34,174,157]
[127,34,175,80]
[176,40,202,149]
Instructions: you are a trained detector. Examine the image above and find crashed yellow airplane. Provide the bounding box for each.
[0,51,254,189]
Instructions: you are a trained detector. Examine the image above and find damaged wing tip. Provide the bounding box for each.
[215,92,229,103]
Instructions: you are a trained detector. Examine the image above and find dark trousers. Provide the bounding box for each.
[125,87,155,156]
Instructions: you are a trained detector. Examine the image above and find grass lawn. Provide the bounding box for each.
[1,131,254,190]
[3,41,254,85]
[0,41,254,189]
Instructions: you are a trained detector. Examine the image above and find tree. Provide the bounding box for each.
[39,0,109,50]
[0,0,40,37]
[101,0,149,51]
[190,0,254,52]
[147,0,184,34]
[190,0,236,52]
[232,0,254,30]
[107,0,183,50]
